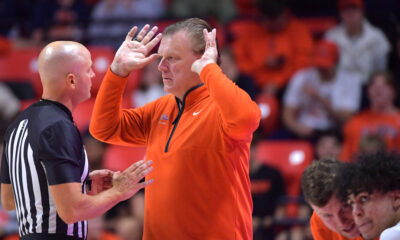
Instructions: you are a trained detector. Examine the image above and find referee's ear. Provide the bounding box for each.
[66,73,77,89]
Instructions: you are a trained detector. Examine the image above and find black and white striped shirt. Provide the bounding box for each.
[1,99,89,240]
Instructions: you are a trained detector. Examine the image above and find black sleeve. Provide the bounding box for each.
[0,141,11,184]
[39,121,82,185]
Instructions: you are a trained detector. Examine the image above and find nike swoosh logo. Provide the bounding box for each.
[193,111,201,116]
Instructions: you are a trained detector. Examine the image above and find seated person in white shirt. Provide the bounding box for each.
[283,40,361,139]
[325,0,390,85]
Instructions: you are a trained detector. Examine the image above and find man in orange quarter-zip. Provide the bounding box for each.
[89,18,261,240]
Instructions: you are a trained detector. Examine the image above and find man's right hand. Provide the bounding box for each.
[111,25,162,77]
[112,160,154,201]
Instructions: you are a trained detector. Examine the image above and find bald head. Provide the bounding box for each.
[38,41,90,84]
[38,41,94,110]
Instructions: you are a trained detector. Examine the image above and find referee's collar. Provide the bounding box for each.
[39,98,73,121]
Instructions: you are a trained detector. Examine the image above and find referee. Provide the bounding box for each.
[0,41,154,240]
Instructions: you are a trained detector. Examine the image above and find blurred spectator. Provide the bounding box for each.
[395,25,400,85]
[282,40,361,139]
[232,0,314,96]
[128,191,145,223]
[114,217,142,240]
[341,71,400,161]
[105,192,144,240]
[0,0,35,43]
[325,0,391,85]
[87,216,121,240]
[0,0,16,37]
[102,189,145,239]
[359,134,387,154]
[88,0,165,49]
[314,130,343,160]
[0,83,20,137]
[131,59,165,108]
[168,0,236,24]
[256,93,281,138]
[31,0,91,45]
[286,0,337,17]
[220,47,257,100]
[83,132,107,171]
[250,154,286,240]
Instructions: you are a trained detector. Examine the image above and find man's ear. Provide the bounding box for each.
[66,73,76,89]
[390,190,400,210]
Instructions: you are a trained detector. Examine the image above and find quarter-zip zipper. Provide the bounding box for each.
[164,83,204,152]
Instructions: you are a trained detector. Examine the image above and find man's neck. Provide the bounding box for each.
[346,24,363,38]
[371,104,397,114]
[41,93,74,113]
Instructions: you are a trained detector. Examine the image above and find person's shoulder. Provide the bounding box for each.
[363,20,387,38]
[347,110,373,124]
[35,104,73,127]
[292,67,318,82]
[39,120,79,147]
[325,24,345,39]
[380,223,400,240]
[25,101,76,132]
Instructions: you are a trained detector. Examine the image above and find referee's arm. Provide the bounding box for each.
[48,160,153,224]
[1,147,16,210]
[1,183,16,210]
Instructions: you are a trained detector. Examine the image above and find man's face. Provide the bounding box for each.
[74,48,94,103]
[340,6,363,31]
[368,75,395,108]
[157,31,201,99]
[317,66,336,81]
[315,136,341,160]
[349,191,397,240]
[311,196,360,238]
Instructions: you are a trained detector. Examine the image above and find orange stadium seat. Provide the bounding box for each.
[0,48,42,98]
[255,140,313,217]
[256,94,280,137]
[103,145,147,172]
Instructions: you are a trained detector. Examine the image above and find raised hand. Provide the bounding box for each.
[111,25,162,77]
[191,28,218,75]
[112,160,154,201]
[87,169,114,195]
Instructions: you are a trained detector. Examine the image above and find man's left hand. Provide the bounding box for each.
[87,169,114,195]
[191,28,218,75]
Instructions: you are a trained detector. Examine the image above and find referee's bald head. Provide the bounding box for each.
[38,41,94,107]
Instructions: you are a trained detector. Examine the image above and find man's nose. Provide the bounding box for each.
[352,203,364,217]
[158,59,168,72]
